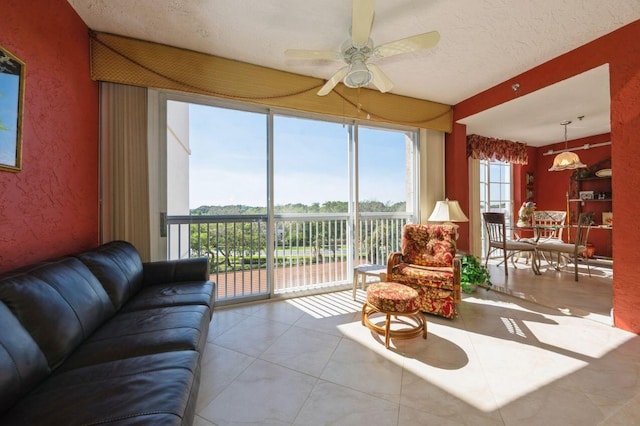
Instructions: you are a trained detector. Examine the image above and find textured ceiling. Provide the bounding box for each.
[68,0,640,146]
[459,64,612,145]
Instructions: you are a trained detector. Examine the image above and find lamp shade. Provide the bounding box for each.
[428,199,469,223]
[548,120,587,172]
[548,151,587,171]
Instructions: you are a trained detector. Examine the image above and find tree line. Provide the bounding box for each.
[191,200,406,215]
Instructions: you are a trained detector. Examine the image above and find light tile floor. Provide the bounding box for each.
[195,260,640,425]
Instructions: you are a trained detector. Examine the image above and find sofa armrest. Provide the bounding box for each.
[142,258,210,286]
[452,257,461,303]
[386,252,404,278]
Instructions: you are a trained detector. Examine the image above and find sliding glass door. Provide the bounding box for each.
[272,115,351,293]
[357,126,416,266]
[165,96,418,304]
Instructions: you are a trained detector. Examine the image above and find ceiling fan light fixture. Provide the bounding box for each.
[286,0,439,96]
[344,57,372,88]
[548,120,587,172]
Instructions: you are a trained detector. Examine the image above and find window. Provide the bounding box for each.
[273,115,348,212]
[357,126,414,212]
[479,160,513,256]
[186,103,267,213]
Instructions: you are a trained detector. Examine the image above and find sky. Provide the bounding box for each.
[0,72,20,167]
[186,103,410,208]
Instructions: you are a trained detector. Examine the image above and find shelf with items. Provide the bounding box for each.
[568,158,611,227]
[568,198,613,204]
[567,157,612,259]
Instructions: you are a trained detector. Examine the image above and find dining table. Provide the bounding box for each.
[510,223,568,275]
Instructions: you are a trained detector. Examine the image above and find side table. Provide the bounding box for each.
[352,264,387,300]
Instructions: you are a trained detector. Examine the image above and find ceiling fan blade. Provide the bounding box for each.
[317,67,349,96]
[285,49,342,61]
[374,31,440,58]
[368,64,394,93]
[351,0,375,47]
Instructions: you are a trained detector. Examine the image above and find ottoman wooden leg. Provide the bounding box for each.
[384,313,391,348]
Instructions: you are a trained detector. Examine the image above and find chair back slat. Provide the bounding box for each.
[532,210,567,241]
[574,212,593,251]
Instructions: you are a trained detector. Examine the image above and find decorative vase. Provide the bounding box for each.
[583,243,596,258]
[517,201,536,227]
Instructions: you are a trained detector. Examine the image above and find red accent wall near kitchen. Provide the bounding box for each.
[0,0,99,272]
[534,133,612,257]
[449,19,640,333]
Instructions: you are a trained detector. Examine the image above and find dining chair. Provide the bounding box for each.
[482,212,537,276]
[520,210,567,266]
[535,212,593,281]
[532,210,567,242]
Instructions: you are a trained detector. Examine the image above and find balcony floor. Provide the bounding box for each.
[195,261,638,425]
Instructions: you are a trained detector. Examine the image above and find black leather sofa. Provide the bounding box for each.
[0,240,215,425]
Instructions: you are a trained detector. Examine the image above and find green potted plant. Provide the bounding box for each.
[460,255,492,294]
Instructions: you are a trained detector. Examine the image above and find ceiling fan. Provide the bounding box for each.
[285,0,440,96]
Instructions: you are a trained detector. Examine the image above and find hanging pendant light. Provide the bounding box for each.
[548,120,587,171]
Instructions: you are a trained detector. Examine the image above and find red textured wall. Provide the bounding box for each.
[0,0,99,272]
[450,19,640,333]
[533,133,612,257]
[446,122,471,251]
[609,23,640,333]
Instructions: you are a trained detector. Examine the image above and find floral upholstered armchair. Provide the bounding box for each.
[387,224,461,319]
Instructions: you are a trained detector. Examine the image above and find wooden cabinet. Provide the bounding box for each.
[568,176,612,225]
[568,158,612,258]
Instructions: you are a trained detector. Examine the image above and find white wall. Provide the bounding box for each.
[167,100,191,259]
[167,101,190,215]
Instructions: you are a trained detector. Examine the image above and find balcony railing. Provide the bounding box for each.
[167,212,411,304]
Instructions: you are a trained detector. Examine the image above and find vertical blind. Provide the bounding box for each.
[100,82,151,260]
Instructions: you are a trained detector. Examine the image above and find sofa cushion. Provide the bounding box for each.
[76,240,144,310]
[1,351,199,426]
[0,302,50,414]
[121,281,215,312]
[59,304,210,372]
[0,257,116,369]
[142,258,210,286]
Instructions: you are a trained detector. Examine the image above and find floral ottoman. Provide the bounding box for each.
[361,281,427,348]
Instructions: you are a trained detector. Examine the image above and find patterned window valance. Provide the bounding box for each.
[467,134,528,165]
[89,32,453,132]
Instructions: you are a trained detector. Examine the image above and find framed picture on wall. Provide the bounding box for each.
[0,45,25,173]
[526,172,534,185]
[525,188,534,200]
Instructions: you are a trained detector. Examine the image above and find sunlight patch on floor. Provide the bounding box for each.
[285,291,363,318]
[331,290,618,412]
